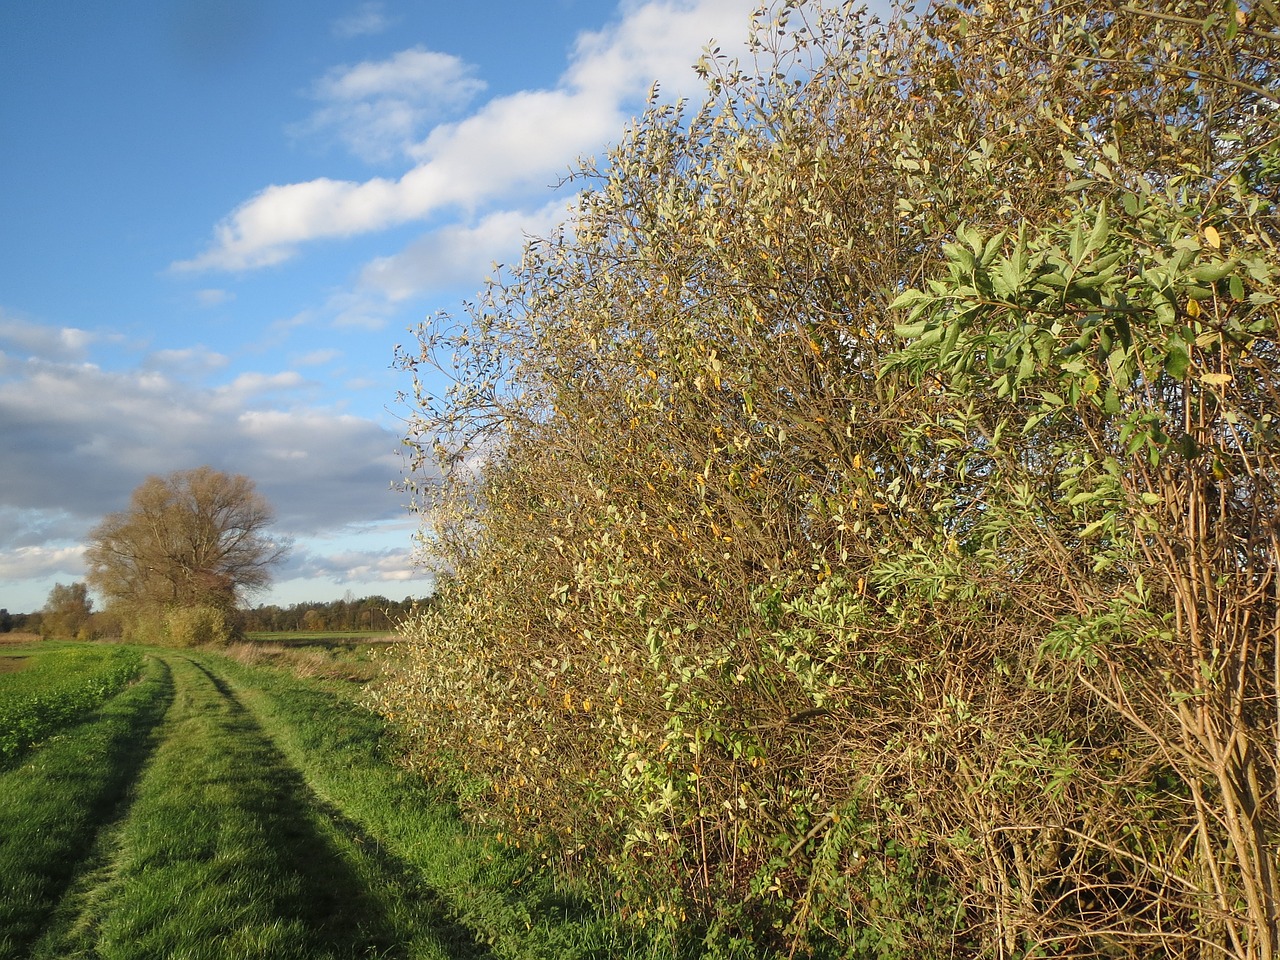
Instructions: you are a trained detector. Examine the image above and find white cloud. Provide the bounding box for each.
[144,345,230,375]
[174,0,759,274]
[0,544,85,582]
[359,198,571,301]
[326,288,399,331]
[0,348,421,537]
[195,288,234,307]
[213,370,308,406]
[293,348,342,367]
[565,0,750,102]
[332,1,392,39]
[298,47,486,164]
[283,544,421,584]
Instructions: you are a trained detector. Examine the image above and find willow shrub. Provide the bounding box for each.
[381,2,1280,957]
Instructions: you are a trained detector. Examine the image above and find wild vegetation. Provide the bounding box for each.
[39,583,93,641]
[382,0,1280,957]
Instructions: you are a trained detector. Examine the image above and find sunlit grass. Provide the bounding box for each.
[212,653,668,960]
[0,643,143,768]
[1,643,671,959]
[0,655,171,959]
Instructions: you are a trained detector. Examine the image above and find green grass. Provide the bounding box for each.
[0,654,171,959]
[0,643,143,768]
[245,630,395,644]
[209,654,645,960]
[0,643,671,960]
[41,655,417,960]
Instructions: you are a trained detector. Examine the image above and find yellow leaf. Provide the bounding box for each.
[1204,225,1221,250]
[1186,298,1201,318]
[1200,372,1233,387]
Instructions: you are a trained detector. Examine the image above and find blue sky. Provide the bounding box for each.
[0,0,773,614]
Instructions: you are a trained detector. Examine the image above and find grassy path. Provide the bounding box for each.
[0,647,638,960]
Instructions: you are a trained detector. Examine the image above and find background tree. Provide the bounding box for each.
[85,467,289,645]
[41,582,92,639]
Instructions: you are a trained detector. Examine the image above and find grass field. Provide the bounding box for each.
[0,640,661,960]
[244,630,396,644]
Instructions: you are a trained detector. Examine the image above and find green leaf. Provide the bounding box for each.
[1164,343,1190,379]
[1086,202,1109,255]
[889,289,931,311]
[1191,260,1233,283]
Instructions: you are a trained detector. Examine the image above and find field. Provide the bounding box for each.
[0,639,651,960]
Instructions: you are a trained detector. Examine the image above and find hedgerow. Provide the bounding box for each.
[379,2,1280,956]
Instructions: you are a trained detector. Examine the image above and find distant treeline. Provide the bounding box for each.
[0,609,35,634]
[0,595,425,637]
[241,595,423,634]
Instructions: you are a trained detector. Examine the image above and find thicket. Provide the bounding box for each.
[379,1,1280,956]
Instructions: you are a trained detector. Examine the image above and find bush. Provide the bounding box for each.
[118,604,238,647]
[165,605,235,647]
[382,1,1280,955]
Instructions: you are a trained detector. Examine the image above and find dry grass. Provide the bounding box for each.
[0,655,31,674]
[0,632,41,646]
[220,641,381,684]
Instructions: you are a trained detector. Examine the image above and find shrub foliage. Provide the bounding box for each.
[380,1,1280,956]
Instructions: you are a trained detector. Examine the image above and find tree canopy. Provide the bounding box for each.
[382,1,1280,957]
[41,582,92,640]
[85,467,289,644]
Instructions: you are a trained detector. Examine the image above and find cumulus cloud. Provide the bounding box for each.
[0,314,98,362]
[297,47,486,164]
[359,198,571,301]
[0,326,437,610]
[332,1,392,39]
[173,0,756,273]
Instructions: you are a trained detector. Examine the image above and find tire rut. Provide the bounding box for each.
[47,654,405,960]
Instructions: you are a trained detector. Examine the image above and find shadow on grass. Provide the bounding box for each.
[229,665,620,959]
[111,657,496,960]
